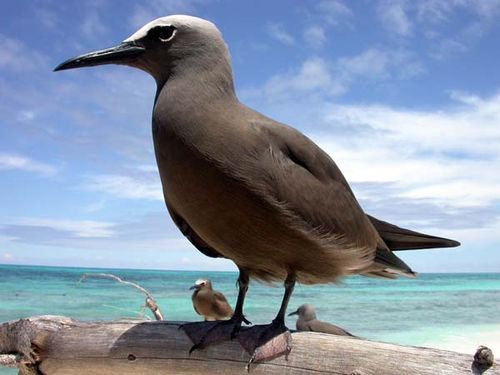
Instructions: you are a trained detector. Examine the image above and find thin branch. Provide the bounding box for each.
[78,273,164,320]
[100,304,153,320]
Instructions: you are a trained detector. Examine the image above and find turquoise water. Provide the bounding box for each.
[1,264,500,373]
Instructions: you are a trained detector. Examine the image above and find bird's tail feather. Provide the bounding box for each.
[372,246,417,278]
[362,270,398,279]
[368,215,460,251]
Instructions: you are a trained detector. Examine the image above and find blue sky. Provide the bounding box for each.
[1,0,500,272]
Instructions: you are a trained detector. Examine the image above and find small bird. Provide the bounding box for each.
[54,15,460,364]
[289,304,354,337]
[190,279,233,321]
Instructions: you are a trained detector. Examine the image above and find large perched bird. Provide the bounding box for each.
[190,279,233,321]
[55,15,459,363]
[289,304,355,337]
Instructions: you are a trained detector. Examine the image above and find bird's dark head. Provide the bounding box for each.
[288,304,317,321]
[189,278,212,291]
[54,15,233,87]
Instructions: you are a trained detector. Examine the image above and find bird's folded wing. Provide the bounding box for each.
[256,121,417,277]
[213,291,233,316]
[307,319,355,337]
[258,122,380,252]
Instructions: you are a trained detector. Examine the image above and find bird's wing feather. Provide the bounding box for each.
[372,245,415,276]
[307,319,355,336]
[368,215,460,250]
[257,122,379,259]
[212,291,233,317]
[256,120,415,277]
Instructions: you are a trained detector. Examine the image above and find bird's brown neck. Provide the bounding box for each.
[152,64,239,141]
[155,52,236,102]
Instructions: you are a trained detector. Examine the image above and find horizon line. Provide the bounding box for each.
[1,262,499,275]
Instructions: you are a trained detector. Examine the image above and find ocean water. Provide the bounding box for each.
[1,264,499,374]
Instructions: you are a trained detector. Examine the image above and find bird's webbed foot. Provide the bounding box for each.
[237,318,292,369]
[181,314,251,353]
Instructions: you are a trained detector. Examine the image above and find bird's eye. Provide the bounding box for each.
[148,25,177,42]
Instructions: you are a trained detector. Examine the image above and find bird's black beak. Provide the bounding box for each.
[189,285,198,290]
[288,310,298,316]
[53,41,145,72]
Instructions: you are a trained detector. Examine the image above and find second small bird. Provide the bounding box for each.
[289,304,355,337]
[190,279,233,321]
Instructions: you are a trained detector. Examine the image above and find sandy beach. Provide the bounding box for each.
[424,324,500,356]
[376,323,500,356]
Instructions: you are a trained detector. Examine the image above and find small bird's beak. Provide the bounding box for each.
[53,41,145,72]
[288,310,298,316]
[189,285,198,290]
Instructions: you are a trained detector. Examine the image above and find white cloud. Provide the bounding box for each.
[0,235,18,242]
[242,48,422,102]
[0,153,57,176]
[84,174,163,201]
[83,199,107,213]
[378,0,413,36]
[35,8,59,29]
[135,164,159,173]
[1,252,14,262]
[429,38,468,60]
[11,218,115,238]
[299,1,350,51]
[303,26,327,49]
[266,23,295,46]
[0,34,48,72]
[416,0,459,24]
[244,57,344,102]
[130,0,212,29]
[0,212,206,262]
[81,12,108,40]
[377,0,500,59]
[316,0,353,25]
[337,48,392,77]
[319,92,500,209]
[415,0,500,24]
[17,110,36,122]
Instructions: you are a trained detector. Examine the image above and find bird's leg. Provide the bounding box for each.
[237,274,295,368]
[231,268,252,333]
[182,268,251,353]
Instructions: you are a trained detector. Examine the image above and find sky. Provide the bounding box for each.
[0,0,499,272]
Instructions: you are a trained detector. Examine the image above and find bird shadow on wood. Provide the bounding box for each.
[109,321,251,365]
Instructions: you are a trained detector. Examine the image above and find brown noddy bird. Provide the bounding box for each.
[289,304,355,337]
[54,15,460,363]
[190,279,233,321]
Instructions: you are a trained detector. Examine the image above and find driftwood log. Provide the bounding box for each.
[0,315,497,375]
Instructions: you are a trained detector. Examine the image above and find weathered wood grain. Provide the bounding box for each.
[0,316,497,375]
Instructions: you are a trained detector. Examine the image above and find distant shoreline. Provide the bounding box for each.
[0,262,238,274]
[1,262,499,275]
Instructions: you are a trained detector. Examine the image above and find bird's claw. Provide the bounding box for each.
[188,343,201,354]
[237,321,292,369]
